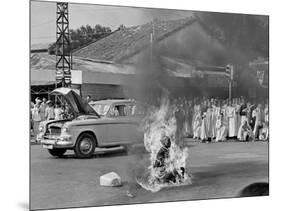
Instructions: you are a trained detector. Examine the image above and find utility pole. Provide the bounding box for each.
[150,20,155,64]
[56,2,71,88]
[226,64,234,100]
[229,79,232,100]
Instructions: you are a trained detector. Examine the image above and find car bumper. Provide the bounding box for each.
[38,135,73,148]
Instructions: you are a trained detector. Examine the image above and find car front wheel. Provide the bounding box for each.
[74,133,96,158]
[48,148,66,157]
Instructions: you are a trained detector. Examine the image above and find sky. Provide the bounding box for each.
[31,0,192,45]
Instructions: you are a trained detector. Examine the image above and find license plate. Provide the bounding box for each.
[43,145,53,149]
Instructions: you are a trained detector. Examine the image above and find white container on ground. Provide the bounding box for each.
[100,172,122,187]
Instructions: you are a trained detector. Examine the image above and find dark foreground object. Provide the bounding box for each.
[239,182,269,197]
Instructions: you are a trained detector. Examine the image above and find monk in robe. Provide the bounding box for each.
[238,119,254,141]
[253,104,264,140]
[226,101,236,138]
[153,136,185,183]
[235,98,242,136]
[175,105,185,147]
[221,100,229,136]
[200,101,212,142]
[192,102,202,139]
[211,100,220,140]
[215,112,227,142]
[187,100,194,137]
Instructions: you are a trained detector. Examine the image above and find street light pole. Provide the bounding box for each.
[229,79,232,100]
[150,20,154,65]
[226,64,234,100]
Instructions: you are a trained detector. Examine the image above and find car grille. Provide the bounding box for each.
[47,126,61,135]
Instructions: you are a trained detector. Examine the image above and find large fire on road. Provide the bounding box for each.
[136,96,192,192]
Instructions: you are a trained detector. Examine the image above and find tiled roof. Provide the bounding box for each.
[73,17,196,62]
[30,52,136,74]
[31,43,50,51]
[31,53,55,70]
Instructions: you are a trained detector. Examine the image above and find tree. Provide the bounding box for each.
[48,24,112,55]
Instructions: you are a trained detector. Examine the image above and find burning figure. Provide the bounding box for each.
[152,136,186,184]
[137,96,192,192]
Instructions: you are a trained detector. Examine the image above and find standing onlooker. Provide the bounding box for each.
[30,101,35,136]
[45,100,55,120]
[192,99,201,139]
[32,103,41,138]
[183,100,193,137]
[247,103,256,130]
[211,100,220,140]
[239,98,248,124]
[39,97,47,121]
[54,102,64,120]
[227,101,236,138]
[221,100,229,136]
[264,103,269,126]
[175,104,185,147]
[253,104,264,140]
[235,98,242,137]
[200,101,212,142]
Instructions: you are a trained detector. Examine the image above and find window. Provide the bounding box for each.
[109,105,127,117]
[91,104,110,116]
[108,103,146,117]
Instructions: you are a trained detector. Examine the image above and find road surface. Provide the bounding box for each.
[30,140,268,210]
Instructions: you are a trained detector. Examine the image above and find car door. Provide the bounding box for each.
[128,103,145,142]
[120,102,144,143]
[100,103,130,144]
[103,103,142,145]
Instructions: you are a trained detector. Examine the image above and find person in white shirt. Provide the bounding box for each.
[32,103,41,138]
[54,102,64,120]
[45,101,55,120]
[39,98,47,121]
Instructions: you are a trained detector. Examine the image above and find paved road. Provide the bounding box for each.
[30,140,268,210]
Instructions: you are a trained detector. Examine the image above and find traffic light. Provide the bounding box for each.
[226,64,234,81]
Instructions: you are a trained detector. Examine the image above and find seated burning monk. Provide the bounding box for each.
[152,136,185,184]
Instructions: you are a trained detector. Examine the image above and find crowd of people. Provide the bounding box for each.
[30,97,73,138]
[31,95,269,143]
[170,96,269,142]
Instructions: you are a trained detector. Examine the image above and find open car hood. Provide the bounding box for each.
[51,88,99,117]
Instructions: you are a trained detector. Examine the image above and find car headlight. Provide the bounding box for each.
[39,125,44,132]
[62,126,69,133]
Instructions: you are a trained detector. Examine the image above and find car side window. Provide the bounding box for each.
[109,104,127,117]
[125,104,134,116]
[123,103,145,117]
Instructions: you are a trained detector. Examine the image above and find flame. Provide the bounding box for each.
[138,96,192,192]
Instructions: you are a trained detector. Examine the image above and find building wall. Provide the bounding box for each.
[80,83,126,101]
[82,70,134,85]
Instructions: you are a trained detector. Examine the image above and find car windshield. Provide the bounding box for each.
[91,104,110,116]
